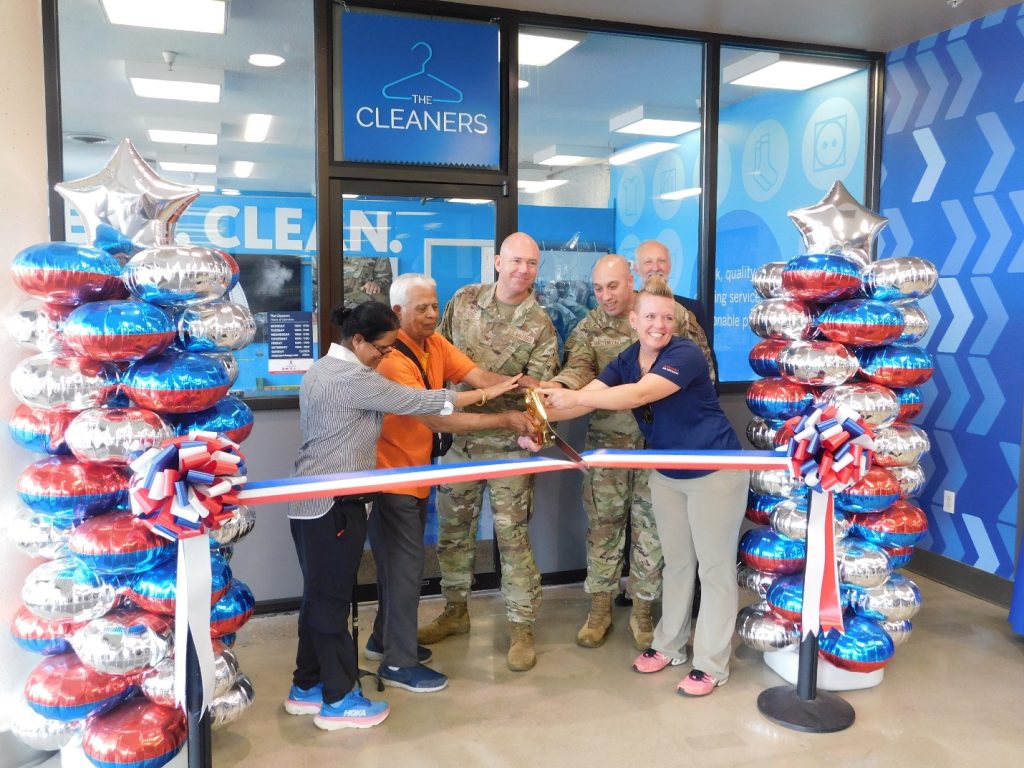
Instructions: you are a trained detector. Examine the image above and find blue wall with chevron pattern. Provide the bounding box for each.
[880,5,1024,579]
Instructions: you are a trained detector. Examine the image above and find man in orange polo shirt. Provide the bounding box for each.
[367,273,534,693]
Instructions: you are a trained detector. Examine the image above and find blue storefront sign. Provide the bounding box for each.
[340,10,500,167]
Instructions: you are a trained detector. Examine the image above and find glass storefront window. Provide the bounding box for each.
[715,47,870,382]
[518,27,705,349]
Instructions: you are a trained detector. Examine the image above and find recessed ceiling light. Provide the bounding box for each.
[221,188,241,196]
[130,77,221,103]
[248,53,285,68]
[159,161,216,173]
[518,30,585,66]
[518,79,529,89]
[148,129,218,146]
[234,161,255,178]
[244,114,273,143]
[101,0,226,34]
[725,51,861,90]
[608,142,677,166]
[610,106,701,137]
[533,144,606,167]
[195,184,216,192]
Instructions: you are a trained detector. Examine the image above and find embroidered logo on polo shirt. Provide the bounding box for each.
[660,365,679,375]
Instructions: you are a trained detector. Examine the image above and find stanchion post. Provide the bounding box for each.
[186,630,213,768]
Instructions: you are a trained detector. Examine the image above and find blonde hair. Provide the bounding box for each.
[637,277,674,301]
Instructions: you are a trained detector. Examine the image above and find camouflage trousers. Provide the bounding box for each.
[582,465,663,601]
[436,444,541,624]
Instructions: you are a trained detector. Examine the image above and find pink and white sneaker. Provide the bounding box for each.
[677,669,724,696]
[632,649,685,674]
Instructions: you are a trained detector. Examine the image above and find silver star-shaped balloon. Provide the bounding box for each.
[56,138,199,248]
[787,181,888,266]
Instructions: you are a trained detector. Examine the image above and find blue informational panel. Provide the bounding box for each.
[340,10,500,167]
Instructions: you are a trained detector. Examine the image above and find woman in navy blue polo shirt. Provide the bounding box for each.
[539,278,748,697]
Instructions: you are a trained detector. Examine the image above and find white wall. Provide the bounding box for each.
[1,2,58,765]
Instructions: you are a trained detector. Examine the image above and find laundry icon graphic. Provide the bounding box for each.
[381,42,464,104]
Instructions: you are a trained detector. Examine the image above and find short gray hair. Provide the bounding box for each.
[390,273,437,308]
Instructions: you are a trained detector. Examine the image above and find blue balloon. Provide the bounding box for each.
[782,252,862,302]
[815,299,905,347]
[739,528,806,575]
[856,344,934,388]
[211,580,255,638]
[170,397,254,443]
[127,553,232,616]
[893,386,924,421]
[122,351,230,414]
[818,614,895,672]
[766,573,806,622]
[64,300,175,362]
[12,242,124,305]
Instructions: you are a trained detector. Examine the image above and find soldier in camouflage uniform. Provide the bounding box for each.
[343,256,393,309]
[525,254,714,651]
[417,232,559,672]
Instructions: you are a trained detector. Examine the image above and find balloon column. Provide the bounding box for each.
[7,139,257,766]
[739,181,933,689]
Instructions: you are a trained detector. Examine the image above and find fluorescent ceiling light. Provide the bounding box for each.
[518,79,529,89]
[195,184,216,193]
[518,30,585,66]
[533,144,606,167]
[518,179,569,194]
[148,129,218,146]
[659,187,702,201]
[342,194,360,199]
[248,53,285,68]
[244,114,273,143]
[724,51,860,90]
[221,188,241,196]
[610,105,700,137]
[234,161,255,178]
[159,161,216,173]
[129,77,221,103]
[101,0,225,34]
[447,198,492,205]
[608,142,677,166]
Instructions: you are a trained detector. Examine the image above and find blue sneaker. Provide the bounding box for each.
[378,663,449,693]
[284,683,322,715]
[364,635,432,664]
[314,689,389,730]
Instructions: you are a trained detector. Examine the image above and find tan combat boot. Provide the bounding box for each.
[507,621,536,671]
[629,598,655,650]
[417,600,469,645]
[576,591,614,648]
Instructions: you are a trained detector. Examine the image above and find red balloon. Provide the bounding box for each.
[834,467,903,514]
[17,456,129,520]
[24,653,135,721]
[83,699,186,768]
[9,404,78,454]
[10,604,87,655]
[69,510,176,575]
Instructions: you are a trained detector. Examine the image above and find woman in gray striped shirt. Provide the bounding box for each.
[284,301,520,731]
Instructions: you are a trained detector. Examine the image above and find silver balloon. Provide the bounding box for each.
[70,610,173,675]
[736,603,800,652]
[787,180,889,265]
[123,245,233,306]
[889,463,927,498]
[211,673,255,729]
[141,646,240,706]
[54,138,198,248]
[896,302,930,344]
[769,499,848,542]
[862,257,939,301]
[11,354,118,411]
[11,702,83,750]
[748,298,813,340]
[873,423,931,467]
[851,574,922,621]
[7,301,72,353]
[750,468,806,498]
[65,408,173,465]
[880,618,913,646]
[746,417,782,450]
[178,300,256,352]
[752,262,791,299]
[208,352,239,387]
[209,506,255,547]
[777,340,858,387]
[819,382,899,428]
[22,557,117,621]
[8,504,72,559]
[837,539,892,588]
[736,564,777,599]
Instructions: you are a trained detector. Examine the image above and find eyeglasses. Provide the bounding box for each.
[369,341,394,357]
[641,404,653,424]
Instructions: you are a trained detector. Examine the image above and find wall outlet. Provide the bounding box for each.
[943,490,956,514]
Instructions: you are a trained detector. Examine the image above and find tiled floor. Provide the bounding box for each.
[209,576,1024,767]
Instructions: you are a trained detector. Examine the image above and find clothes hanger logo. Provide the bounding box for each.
[381,42,464,105]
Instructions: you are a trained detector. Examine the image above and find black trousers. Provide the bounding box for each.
[368,493,429,668]
[290,499,369,704]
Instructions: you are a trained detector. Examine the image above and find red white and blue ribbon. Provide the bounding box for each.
[128,432,247,715]
[780,403,875,637]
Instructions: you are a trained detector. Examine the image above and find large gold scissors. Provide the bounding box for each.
[524,389,584,464]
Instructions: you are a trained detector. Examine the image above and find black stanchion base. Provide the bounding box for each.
[757,686,855,733]
[358,668,384,693]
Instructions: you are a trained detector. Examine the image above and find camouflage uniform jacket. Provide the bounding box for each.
[438,282,560,452]
[342,256,392,308]
[550,300,715,449]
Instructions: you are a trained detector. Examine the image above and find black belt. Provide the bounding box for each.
[334,493,378,504]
